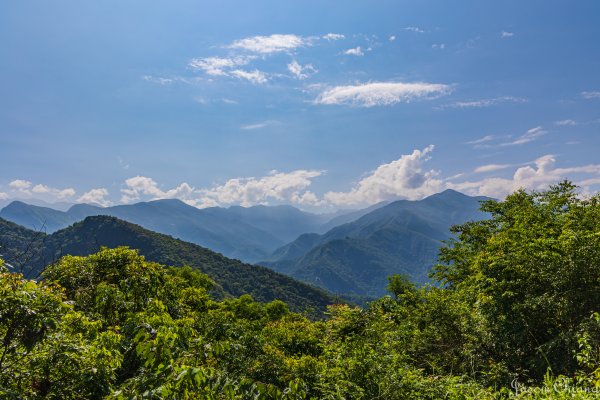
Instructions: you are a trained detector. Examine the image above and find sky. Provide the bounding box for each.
[1,0,599,211]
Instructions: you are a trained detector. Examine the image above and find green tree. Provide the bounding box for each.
[434,181,600,382]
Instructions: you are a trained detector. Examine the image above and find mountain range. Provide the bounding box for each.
[260,189,488,297]
[0,189,489,298]
[0,215,335,315]
[0,200,369,262]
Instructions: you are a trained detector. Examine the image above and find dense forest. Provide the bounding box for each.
[2,182,600,398]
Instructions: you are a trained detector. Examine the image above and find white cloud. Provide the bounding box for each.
[473,164,512,173]
[442,96,527,109]
[31,184,76,199]
[188,56,253,76]
[315,81,452,107]
[466,135,497,146]
[221,98,238,104]
[404,26,425,33]
[241,121,270,130]
[501,126,546,146]
[119,170,324,208]
[323,33,345,41]
[324,146,443,206]
[230,69,268,84]
[142,75,203,86]
[344,46,364,56]
[120,176,195,204]
[389,35,396,41]
[78,188,110,207]
[582,91,600,99]
[450,155,600,198]
[197,170,324,208]
[432,43,446,49]
[142,75,175,85]
[500,31,515,38]
[555,119,577,126]
[6,179,76,202]
[229,34,310,54]
[287,60,317,79]
[9,179,32,191]
[0,192,8,200]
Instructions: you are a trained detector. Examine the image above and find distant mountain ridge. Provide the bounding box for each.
[260,190,489,297]
[0,215,336,315]
[0,199,369,263]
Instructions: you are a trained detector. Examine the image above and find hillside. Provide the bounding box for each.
[261,189,488,297]
[0,200,359,262]
[0,215,335,314]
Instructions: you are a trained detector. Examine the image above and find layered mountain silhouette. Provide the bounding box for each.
[0,215,335,314]
[0,200,358,262]
[260,190,489,297]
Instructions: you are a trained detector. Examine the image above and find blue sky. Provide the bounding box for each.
[1,0,599,210]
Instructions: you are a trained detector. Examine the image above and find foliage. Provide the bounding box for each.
[2,182,600,398]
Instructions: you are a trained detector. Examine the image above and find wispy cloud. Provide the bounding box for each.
[555,119,577,126]
[188,56,254,76]
[343,46,364,56]
[500,31,514,38]
[389,35,396,41]
[432,43,446,50]
[404,26,425,33]
[287,60,317,80]
[229,34,311,54]
[466,135,498,146]
[314,81,452,107]
[582,91,600,99]
[501,126,546,146]
[240,120,278,130]
[441,96,527,109]
[322,33,345,41]
[473,164,512,173]
[230,69,268,84]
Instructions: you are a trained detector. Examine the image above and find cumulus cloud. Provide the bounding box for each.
[120,170,324,208]
[582,91,600,99]
[324,146,443,206]
[78,188,110,207]
[229,34,310,54]
[5,179,76,202]
[230,69,268,84]
[500,31,515,38]
[450,155,600,198]
[287,60,317,79]
[441,96,527,109]
[197,170,324,208]
[323,33,345,41]
[0,192,8,200]
[9,180,32,191]
[343,46,364,56]
[121,176,195,204]
[31,184,76,199]
[315,81,452,107]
